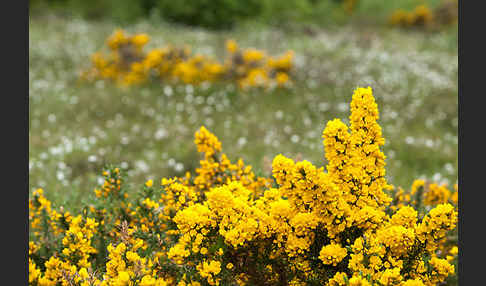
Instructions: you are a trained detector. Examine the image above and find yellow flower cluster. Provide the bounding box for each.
[390,1,458,29]
[390,178,458,212]
[319,243,348,266]
[424,183,451,206]
[196,260,221,285]
[34,216,99,286]
[102,241,172,286]
[61,215,98,268]
[29,86,458,285]
[81,30,294,89]
[29,188,73,238]
[224,39,294,89]
[94,168,123,198]
[194,126,222,157]
[390,5,434,28]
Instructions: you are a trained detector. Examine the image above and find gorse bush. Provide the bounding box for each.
[389,5,434,28]
[29,87,458,285]
[389,0,458,29]
[81,30,294,90]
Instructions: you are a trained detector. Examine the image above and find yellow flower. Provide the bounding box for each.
[217,248,224,256]
[319,243,347,266]
[194,126,222,157]
[118,271,130,282]
[78,267,89,279]
[131,33,150,49]
[145,179,154,188]
[275,72,289,86]
[242,49,265,63]
[226,40,238,53]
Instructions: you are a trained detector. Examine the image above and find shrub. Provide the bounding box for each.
[29,87,458,285]
[68,0,149,22]
[31,0,157,23]
[389,5,434,28]
[389,0,457,29]
[81,30,295,90]
[155,0,263,29]
[258,0,355,27]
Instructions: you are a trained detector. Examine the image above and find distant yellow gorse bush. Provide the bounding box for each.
[29,87,458,286]
[81,30,294,90]
[389,0,458,29]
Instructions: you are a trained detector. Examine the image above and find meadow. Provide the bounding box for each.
[29,14,457,211]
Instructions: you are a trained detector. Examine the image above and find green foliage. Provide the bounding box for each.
[68,0,147,23]
[67,0,111,20]
[256,0,353,27]
[30,0,154,23]
[155,0,263,29]
[30,0,455,29]
[31,0,265,28]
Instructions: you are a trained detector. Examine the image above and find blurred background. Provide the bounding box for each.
[29,0,458,211]
[30,0,458,30]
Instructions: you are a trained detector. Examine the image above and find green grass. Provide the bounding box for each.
[29,14,457,212]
